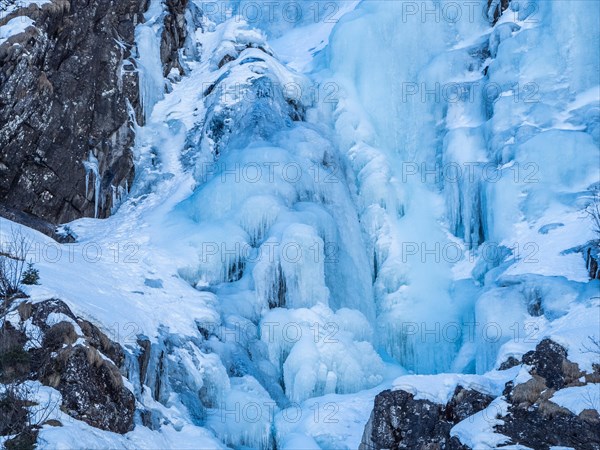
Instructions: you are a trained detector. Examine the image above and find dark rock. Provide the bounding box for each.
[521,338,583,390]
[494,339,600,449]
[1,299,135,434]
[42,321,78,351]
[525,288,544,317]
[359,386,492,450]
[0,0,189,225]
[40,344,135,433]
[498,356,520,371]
[445,386,495,422]
[497,397,600,450]
[583,241,600,279]
[22,298,76,331]
[0,0,145,224]
[0,204,72,242]
[361,339,600,450]
[487,0,511,25]
[78,318,124,367]
[161,0,189,76]
[137,336,151,386]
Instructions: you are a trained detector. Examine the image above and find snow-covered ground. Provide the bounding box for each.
[0,16,34,46]
[1,0,599,448]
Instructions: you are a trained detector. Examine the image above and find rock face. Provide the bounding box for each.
[359,386,491,450]
[0,0,145,224]
[0,299,135,434]
[0,0,189,225]
[497,339,600,450]
[361,339,600,450]
[161,0,189,77]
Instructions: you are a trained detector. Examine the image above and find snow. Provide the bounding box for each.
[269,1,360,73]
[450,397,512,449]
[0,381,224,450]
[494,296,600,374]
[0,0,49,15]
[551,384,600,415]
[0,16,34,46]
[1,0,599,448]
[45,312,83,336]
[391,367,520,405]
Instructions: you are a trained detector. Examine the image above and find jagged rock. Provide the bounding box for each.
[359,386,492,450]
[496,339,600,449]
[0,204,74,242]
[136,336,152,386]
[583,241,600,279]
[521,338,583,390]
[0,0,145,223]
[498,356,520,370]
[487,0,511,25]
[497,400,600,450]
[78,318,124,367]
[162,0,189,76]
[445,386,495,422]
[40,343,134,433]
[1,299,135,434]
[0,0,190,225]
[361,339,600,450]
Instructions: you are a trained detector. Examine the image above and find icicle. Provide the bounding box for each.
[135,0,166,122]
[83,151,100,218]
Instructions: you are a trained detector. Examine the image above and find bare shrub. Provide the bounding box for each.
[586,187,600,239]
[0,227,33,311]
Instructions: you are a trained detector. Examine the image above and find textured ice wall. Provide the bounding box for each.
[321,0,600,373]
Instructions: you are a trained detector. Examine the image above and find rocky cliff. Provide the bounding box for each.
[0,0,188,225]
[0,299,135,448]
[360,339,600,450]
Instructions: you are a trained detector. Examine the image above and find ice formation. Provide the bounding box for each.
[83,151,101,218]
[3,0,598,448]
[316,0,600,374]
[135,0,168,122]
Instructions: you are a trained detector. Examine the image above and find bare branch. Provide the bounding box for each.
[0,226,33,311]
[586,187,600,238]
[582,335,600,355]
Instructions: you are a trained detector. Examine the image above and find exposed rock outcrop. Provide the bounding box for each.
[487,0,511,25]
[0,0,190,226]
[361,339,600,450]
[497,339,600,450]
[0,298,135,434]
[161,0,189,77]
[583,241,600,280]
[0,0,146,224]
[359,386,492,450]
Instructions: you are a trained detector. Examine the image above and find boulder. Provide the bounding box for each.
[359,386,492,450]
[1,299,135,434]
